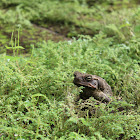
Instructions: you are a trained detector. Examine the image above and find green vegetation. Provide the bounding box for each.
[0,0,140,53]
[0,0,140,139]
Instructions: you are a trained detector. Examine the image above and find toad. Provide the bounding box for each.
[73,71,113,103]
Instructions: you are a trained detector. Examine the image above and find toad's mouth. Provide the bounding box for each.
[88,83,96,89]
[73,80,96,89]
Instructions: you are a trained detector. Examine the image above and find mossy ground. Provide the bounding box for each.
[0,24,69,54]
[0,0,140,139]
[0,0,140,54]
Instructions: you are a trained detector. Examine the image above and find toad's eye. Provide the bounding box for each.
[94,82,96,85]
[85,76,92,81]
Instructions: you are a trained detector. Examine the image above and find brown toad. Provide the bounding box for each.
[73,71,113,103]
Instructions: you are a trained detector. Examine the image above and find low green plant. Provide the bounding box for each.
[0,0,140,139]
[5,27,24,56]
[0,31,139,139]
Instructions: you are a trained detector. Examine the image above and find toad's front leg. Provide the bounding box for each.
[81,88,111,103]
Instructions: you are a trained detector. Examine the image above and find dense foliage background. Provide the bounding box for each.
[0,0,140,139]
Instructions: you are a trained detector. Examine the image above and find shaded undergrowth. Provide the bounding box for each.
[0,0,140,54]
